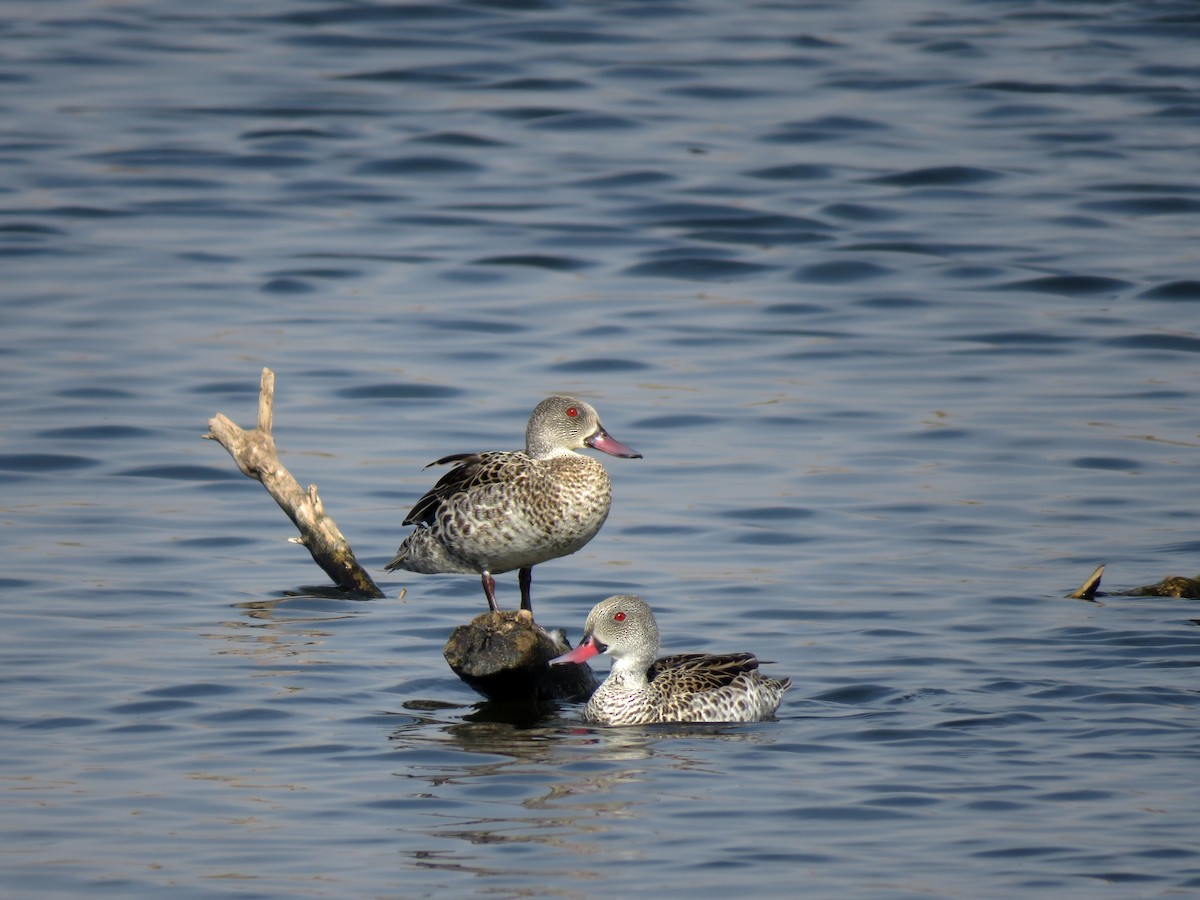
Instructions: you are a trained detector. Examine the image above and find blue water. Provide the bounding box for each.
[3,0,1200,896]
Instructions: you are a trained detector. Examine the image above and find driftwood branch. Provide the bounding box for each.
[204,367,384,598]
[1069,564,1106,600]
[1069,563,1200,601]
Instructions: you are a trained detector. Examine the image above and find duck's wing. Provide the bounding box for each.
[648,652,761,693]
[402,451,529,525]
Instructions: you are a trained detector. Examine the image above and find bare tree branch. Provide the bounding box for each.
[204,367,384,598]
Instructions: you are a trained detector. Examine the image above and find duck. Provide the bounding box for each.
[384,396,640,615]
[550,595,791,725]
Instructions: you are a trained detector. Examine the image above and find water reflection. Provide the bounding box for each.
[381,699,876,888]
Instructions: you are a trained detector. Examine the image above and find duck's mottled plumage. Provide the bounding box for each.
[384,397,640,614]
[551,595,791,725]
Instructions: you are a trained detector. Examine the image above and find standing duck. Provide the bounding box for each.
[385,396,640,614]
[551,595,791,725]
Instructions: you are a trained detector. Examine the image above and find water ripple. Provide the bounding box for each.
[624,257,778,280]
[528,111,642,131]
[1139,280,1200,300]
[336,383,465,401]
[1106,333,1200,353]
[1080,196,1200,215]
[114,464,240,481]
[745,163,835,181]
[795,260,892,283]
[546,357,652,373]
[762,114,889,144]
[355,156,484,176]
[0,453,99,472]
[472,254,592,271]
[997,274,1131,295]
[868,165,1003,187]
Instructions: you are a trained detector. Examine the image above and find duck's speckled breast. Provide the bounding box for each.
[526,453,613,550]
[424,451,613,574]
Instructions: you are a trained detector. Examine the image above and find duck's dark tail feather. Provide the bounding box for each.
[383,546,408,572]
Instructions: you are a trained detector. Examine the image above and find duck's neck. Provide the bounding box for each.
[526,442,578,461]
[608,650,655,688]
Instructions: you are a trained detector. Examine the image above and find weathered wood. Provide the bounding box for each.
[1069,564,1106,600]
[1069,564,1200,601]
[1123,575,1200,599]
[204,367,384,598]
[444,610,599,703]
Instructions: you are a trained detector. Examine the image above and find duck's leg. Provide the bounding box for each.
[518,567,533,613]
[482,572,499,613]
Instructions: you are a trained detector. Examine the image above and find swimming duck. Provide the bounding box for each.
[551,595,791,725]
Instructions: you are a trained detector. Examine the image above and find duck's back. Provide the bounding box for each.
[403,451,530,528]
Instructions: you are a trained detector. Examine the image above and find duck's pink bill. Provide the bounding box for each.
[586,430,642,459]
[550,637,602,666]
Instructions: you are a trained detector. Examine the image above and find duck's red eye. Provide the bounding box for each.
[566,406,579,418]
[614,611,625,622]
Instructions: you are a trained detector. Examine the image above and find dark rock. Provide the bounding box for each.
[444,609,598,703]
